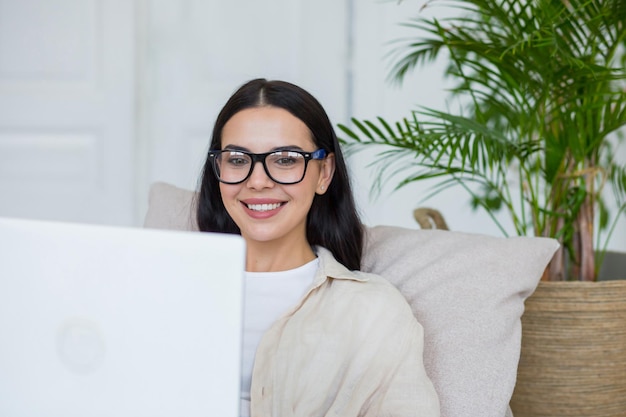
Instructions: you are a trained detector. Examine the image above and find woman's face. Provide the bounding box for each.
[218,106,335,247]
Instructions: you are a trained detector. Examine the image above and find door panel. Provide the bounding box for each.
[0,0,134,225]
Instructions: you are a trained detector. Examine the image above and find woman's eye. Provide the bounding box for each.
[271,152,301,167]
[226,154,249,167]
[276,157,297,166]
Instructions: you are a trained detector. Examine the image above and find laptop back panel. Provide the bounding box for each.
[0,218,244,417]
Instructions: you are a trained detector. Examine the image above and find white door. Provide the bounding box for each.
[0,0,135,225]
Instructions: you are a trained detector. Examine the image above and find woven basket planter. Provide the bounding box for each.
[510,280,626,417]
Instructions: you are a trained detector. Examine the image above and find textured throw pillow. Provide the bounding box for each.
[143,182,558,417]
[363,226,557,417]
[144,182,199,232]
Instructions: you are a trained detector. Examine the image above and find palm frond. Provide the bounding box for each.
[341,0,626,280]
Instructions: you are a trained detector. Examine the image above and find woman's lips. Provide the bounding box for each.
[241,200,285,218]
[246,202,282,212]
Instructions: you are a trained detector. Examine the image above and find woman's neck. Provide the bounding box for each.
[245,239,316,272]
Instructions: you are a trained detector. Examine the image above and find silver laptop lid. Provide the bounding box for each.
[0,217,245,417]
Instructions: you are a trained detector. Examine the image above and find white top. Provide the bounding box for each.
[239,258,318,416]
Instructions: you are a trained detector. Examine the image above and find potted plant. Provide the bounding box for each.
[339,0,626,415]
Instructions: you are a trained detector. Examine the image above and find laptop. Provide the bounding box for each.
[0,217,245,417]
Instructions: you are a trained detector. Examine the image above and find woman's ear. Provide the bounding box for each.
[316,153,335,195]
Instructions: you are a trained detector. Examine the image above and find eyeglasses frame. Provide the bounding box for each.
[208,148,327,185]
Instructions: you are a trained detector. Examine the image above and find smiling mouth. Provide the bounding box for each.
[245,203,283,212]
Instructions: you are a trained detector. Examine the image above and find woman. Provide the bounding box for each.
[197,79,439,417]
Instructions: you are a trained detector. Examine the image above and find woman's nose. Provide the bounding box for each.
[246,161,274,189]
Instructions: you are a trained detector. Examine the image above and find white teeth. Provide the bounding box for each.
[246,203,281,212]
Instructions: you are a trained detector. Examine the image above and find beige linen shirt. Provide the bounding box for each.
[249,247,440,417]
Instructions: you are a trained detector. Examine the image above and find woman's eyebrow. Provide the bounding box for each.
[222,144,248,151]
[222,144,305,152]
[272,145,305,152]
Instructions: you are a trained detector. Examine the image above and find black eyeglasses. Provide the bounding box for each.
[208,148,327,185]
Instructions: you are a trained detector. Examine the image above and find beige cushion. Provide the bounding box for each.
[143,181,558,417]
[144,182,199,232]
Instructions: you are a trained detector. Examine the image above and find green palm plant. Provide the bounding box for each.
[340,0,626,281]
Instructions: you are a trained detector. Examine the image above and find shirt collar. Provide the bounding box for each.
[311,246,369,287]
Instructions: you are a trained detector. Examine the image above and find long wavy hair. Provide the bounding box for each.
[196,78,363,270]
